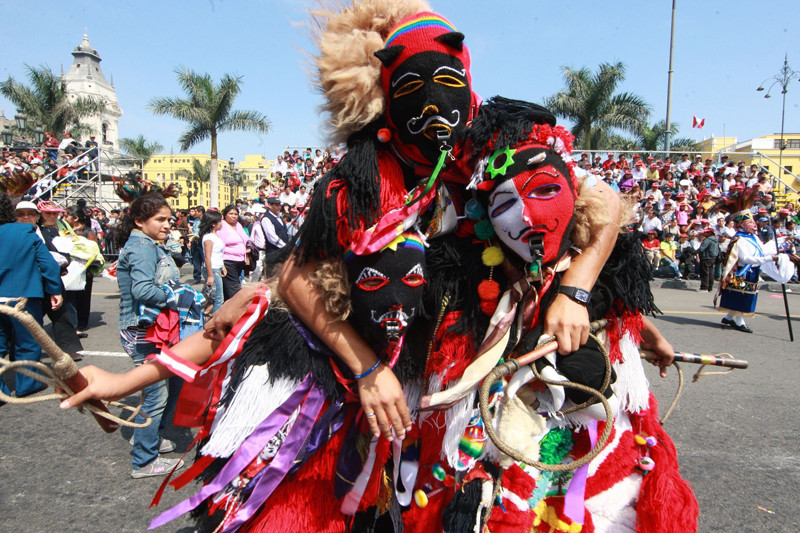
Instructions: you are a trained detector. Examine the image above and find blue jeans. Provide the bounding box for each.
[191,239,203,283]
[121,331,182,469]
[210,268,224,312]
[0,298,45,397]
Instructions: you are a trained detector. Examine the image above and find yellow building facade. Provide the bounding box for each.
[697,134,800,192]
[143,154,269,210]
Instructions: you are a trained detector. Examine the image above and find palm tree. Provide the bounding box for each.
[545,62,650,150]
[150,68,271,207]
[635,120,678,153]
[0,65,104,138]
[175,158,211,205]
[119,135,164,168]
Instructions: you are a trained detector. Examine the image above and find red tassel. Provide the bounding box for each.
[455,218,476,238]
[634,395,699,533]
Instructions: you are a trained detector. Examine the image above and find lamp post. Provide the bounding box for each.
[228,158,236,204]
[757,54,800,184]
[34,126,45,146]
[14,112,27,130]
[1,126,11,147]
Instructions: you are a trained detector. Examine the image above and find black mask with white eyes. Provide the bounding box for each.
[345,238,427,345]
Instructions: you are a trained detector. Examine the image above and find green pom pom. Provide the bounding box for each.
[474,219,495,240]
[539,428,573,465]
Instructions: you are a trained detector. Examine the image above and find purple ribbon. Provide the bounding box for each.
[219,380,325,533]
[149,376,316,530]
[563,419,598,524]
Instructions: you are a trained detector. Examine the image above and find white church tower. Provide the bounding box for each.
[62,32,123,152]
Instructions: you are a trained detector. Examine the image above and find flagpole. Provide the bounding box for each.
[664,0,676,153]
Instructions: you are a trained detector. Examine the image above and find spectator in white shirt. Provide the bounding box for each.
[278,185,296,207]
[640,209,663,236]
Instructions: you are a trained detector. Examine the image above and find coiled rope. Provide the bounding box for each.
[0,298,150,428]
[478,329,614,472]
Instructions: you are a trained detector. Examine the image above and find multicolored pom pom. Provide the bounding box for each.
[432,463,446,482]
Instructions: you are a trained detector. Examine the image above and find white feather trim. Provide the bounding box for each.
[201,365,300,458]
[403,379,423,422]
[588,410,632,477]
[585,473,641,533]
[613,332,651,413]
[442,387,476,469]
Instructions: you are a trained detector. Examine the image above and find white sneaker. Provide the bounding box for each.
[129,436,177,454]
[131,457,185,479]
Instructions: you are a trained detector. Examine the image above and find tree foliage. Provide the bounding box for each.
[545,62,650,150]
[0,65,104,138]
[149,67,271,207]
[119,135,164,168]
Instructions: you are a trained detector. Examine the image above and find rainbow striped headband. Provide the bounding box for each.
[385,14,457,46]
[344,233,425,261]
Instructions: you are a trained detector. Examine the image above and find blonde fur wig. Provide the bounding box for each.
[309,0,430,144]
[572,177,614,250]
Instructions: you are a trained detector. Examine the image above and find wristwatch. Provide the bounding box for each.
[558,285,592,305]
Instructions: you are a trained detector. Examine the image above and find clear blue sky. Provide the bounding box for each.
[2,0,798,162]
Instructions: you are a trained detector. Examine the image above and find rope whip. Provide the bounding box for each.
[0,298,150,430]
[478,321,614,472]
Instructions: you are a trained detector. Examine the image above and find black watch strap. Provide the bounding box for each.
[558,285,592,305]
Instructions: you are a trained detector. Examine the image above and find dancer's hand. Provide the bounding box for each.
[640,317,674,378]
[204,284,260,340]
[357,364,411,442]
[544,294,590,354]
[59,366,138,408]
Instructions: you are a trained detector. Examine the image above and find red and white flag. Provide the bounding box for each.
[692,115,705,129]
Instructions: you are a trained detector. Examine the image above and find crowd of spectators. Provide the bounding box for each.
[575,152,800,285]
[1,131,100,199]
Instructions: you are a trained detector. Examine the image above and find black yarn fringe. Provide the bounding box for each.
[466,96,557,159]
[596,231,661,318]
[294,120,385,265]
[442,479,486,533]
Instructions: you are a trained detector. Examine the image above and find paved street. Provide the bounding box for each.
[1,271,798,532]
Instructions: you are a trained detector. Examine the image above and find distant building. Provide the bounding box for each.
[143,154,268,209]
[62,32,123,152]
[697,134,800,191]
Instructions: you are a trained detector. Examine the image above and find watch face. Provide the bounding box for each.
[575,289,590,303]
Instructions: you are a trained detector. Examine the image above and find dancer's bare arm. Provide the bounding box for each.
[544,180,622,354]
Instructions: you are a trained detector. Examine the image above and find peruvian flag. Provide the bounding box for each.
[692,115,705,129]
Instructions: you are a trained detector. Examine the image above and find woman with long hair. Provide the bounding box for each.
[217,205,249,300]
[64,203,98,337]
[115,193,184,478]
[199,211,226,313]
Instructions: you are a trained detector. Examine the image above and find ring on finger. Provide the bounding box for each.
[365,412,376,418]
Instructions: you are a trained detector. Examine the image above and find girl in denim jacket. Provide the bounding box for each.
[115,193,184,478]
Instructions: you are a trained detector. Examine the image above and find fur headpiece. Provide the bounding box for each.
[706,184,761,224]
[310,0,431,144]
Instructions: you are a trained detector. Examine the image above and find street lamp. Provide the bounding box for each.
[14,112,27,130]
[34,126,45,146]
[1,126,11,146]
[756,54,800,184]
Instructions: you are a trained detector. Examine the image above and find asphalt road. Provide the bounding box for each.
[0,271,798,532]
